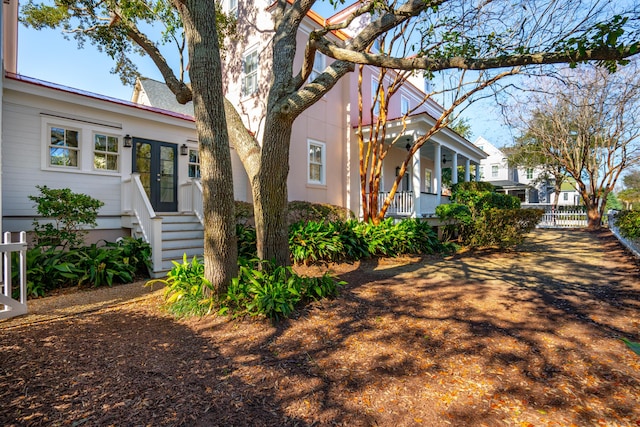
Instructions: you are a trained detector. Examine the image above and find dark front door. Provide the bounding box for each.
[132,138,178,212]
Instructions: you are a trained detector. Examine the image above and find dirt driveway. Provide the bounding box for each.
[1,229,639,426]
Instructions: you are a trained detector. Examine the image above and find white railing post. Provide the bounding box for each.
[126,174,164,274]
[192,179,204,225]
[0,231,28,319]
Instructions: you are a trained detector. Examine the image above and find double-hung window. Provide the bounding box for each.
[526,168,534,180]
[228,0,238,18]
[188,148,201,178]
[491,164,499,178]
[308,140,325,185]
[309,51,325,81]
[424,168,433,193]
[372,77,381,117]
[242,49,259,97]
[93,133,119,171]
[401,95,410,116]
[49,126,80,168]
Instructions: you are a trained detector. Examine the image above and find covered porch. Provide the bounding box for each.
[360,113,486,219]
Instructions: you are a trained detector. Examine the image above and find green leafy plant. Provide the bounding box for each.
[220,258,344,320]
[236,223,257,259]
[74,243,135,288]
[146,254,212,318]
[614,210,640,239]
[29,185,104,248]
[438,182,542,249]
[621,337,640,356]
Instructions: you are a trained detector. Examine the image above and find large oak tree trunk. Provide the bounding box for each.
[253,117,293,266]
[179,0,237,293]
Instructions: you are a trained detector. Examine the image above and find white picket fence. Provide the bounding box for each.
[0,231,28,320]
[535,208,588,228]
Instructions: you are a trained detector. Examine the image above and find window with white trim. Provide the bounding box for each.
[242,48,258,97]
[424,168,433,193]
[372,77,380,117]
[93,133,119,171]
[188,148,201,178]
[49,125,80,168]
[526,168,533,179]
[491,164,499,178]
[228,0,238,18]
[401,95,410,116]
[479,166,484,180]
[309,51,325,81]
[308,140,325,185]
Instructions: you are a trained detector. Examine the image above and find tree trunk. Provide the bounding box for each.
[253,116,293,266]
[586,205,603,230]
[179,0,237,293]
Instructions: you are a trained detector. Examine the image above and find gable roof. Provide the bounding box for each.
[131,77,195,117]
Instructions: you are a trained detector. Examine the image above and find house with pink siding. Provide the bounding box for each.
[0,0,485,277]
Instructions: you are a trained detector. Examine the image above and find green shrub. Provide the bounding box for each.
[614,210,640,239]
[439,182,541,249]
[289,221,352,264]
[287,200,354,224]
[146,254,212,318]
[234,200,355,226]
[351,218,441,257]
[29,185,104,249]
[466,208,544,248]
[236,223,257,259]
[151,257,344,320]
[13,237,151,298]
[220,259,344,320]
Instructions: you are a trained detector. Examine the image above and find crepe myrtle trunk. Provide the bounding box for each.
[181,0,237,293]
[252,116,293,266]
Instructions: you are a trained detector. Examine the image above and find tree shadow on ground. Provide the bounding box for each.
[2,229,639,426]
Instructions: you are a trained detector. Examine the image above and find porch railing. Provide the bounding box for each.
[377,191,413,216]
[123,174,163,272]
[180,179,204,225]
[0,231,28,320]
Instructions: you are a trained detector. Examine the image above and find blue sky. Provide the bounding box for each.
[17,18,514,145]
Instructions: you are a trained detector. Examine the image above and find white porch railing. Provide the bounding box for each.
[378,191,413,216]
[123,174,163,273]
[181,179,204,225]
[0,231,28,320]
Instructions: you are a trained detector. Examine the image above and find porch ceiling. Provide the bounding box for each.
[359,113,486,163]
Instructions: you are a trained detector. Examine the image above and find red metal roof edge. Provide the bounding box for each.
[4,72,196,123]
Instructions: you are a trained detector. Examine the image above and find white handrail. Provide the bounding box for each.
[192,180,204,225]
[0,231,28,319]
[125,174,163,272]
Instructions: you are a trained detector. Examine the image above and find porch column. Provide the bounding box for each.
[434,143,442,205]
[464,159,471,182]
[475,163,481,181]
[451,151,458,185]
[412,146,421,218]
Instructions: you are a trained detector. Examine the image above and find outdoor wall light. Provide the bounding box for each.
[396,166,401,176]
[123,134,133,148]
[405,143,412,151]
[180,143,189,156]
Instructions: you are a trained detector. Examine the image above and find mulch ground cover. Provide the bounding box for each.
[1,228,639,426]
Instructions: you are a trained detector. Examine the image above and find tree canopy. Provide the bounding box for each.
[505,63,640,227]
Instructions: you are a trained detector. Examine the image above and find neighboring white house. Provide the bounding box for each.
[0,0,485,275]
[473,136,580,206]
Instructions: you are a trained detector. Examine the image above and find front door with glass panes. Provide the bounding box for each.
[132,138,178,212]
